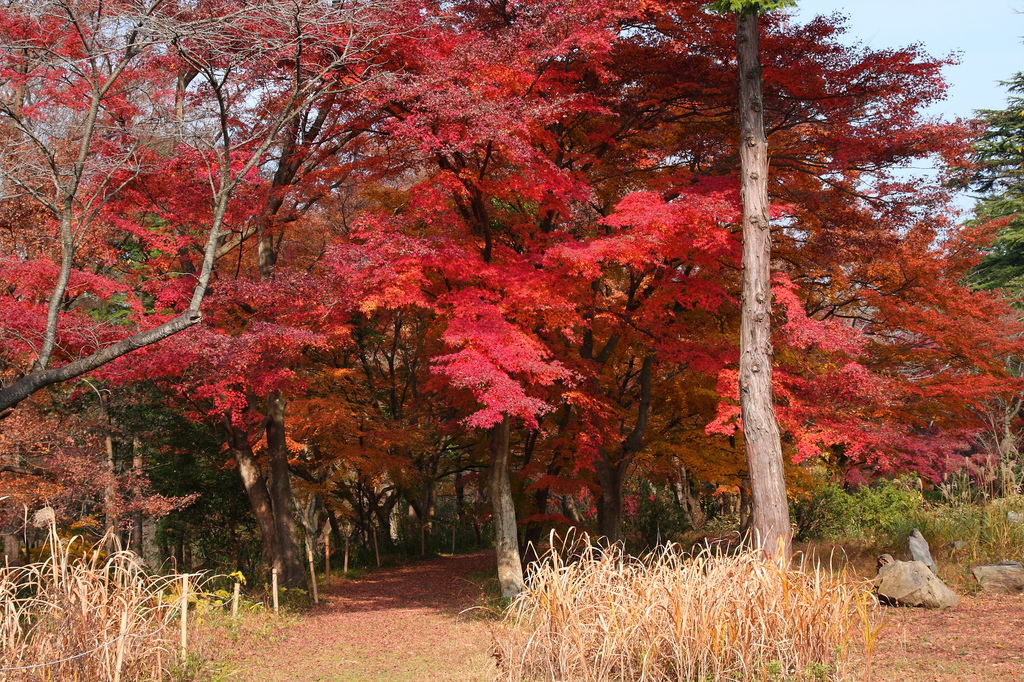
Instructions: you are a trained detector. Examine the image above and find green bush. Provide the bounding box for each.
[794,478,923,543]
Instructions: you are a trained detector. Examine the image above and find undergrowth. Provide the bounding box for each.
[0,524,233,681]
[0,525,184,681]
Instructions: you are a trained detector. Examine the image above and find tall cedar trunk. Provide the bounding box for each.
[735,9,792,560]
[266,390,307,588]
[97,391,118,539]
[224,417,279,569]
[594,457,627,543]
[488,416,525,597]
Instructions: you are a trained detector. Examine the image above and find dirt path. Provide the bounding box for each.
[868,592,1024,681]
[221,553,498,682]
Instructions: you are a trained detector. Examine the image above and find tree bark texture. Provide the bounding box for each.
[594,457,627,543]
[488,416,525,597]
[131,439,144,555]
[266,390,307,588]
[736,9,792,560]
[224,417,280,570]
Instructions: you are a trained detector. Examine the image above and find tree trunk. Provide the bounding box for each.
[672,468,707,532]
[224,416,280,570]
[592,355,654,545]
[131,439,144,555]
[735,8,791,561]
[521,475,555,564]
[2,533,24,567]
[265,390,307,588]
[594,457,627,544]
[488,416,524,597]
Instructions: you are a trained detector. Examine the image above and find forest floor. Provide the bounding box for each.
[207,550,1024,682]
[210,552,499,682]
[867,592,1024,680]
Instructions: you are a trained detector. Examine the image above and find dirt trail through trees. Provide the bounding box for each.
[224,553,498,682]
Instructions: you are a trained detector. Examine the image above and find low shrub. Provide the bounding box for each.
[794,478,923,544]
[494,542,879,681]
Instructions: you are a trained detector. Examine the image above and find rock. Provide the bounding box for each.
[875,560,960,609]
[945,540,969,552]
[971,562,1024,595]
[877,553,895,570]
[1009,511,1023,526]
[908,528,937,574]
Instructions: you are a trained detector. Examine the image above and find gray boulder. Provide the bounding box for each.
[971,562,1024,595]
[908,528,937,574]
[875,560,960,609]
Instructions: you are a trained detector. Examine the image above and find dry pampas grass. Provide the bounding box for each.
[494,538,881,681]
[0,524,181,682]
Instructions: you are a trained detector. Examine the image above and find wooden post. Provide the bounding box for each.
[343,530,349,575]
[307,547,319,605]
[231,580,240,618]
[451,522,456,554]
[271,568,279,615]
[179,574,188,660]
[324,533,330,583]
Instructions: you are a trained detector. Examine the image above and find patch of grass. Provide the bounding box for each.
[459,567,509,619]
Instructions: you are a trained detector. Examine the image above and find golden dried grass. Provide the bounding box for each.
[495,539,880,682]
[0,525,180,682]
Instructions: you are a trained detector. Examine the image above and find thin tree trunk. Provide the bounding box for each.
[488,416,524,597]
[131,439,144,555]
[521,471,555,564]
[672,468,707,532]
[265,390,307,588]
[735,8,791,560]
[2,533,24,567]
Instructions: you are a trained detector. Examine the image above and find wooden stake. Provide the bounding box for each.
[307,547,319,604]
[324,533,330,583]
[179,574,188,660]
[271,568,279,615]
[343,531,349,575]
[451,522,456,554]
[231,580,240,618]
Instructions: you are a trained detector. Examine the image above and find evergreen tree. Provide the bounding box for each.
[971,73,1024,291]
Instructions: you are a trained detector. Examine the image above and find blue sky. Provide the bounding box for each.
[791,1,1024,120]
